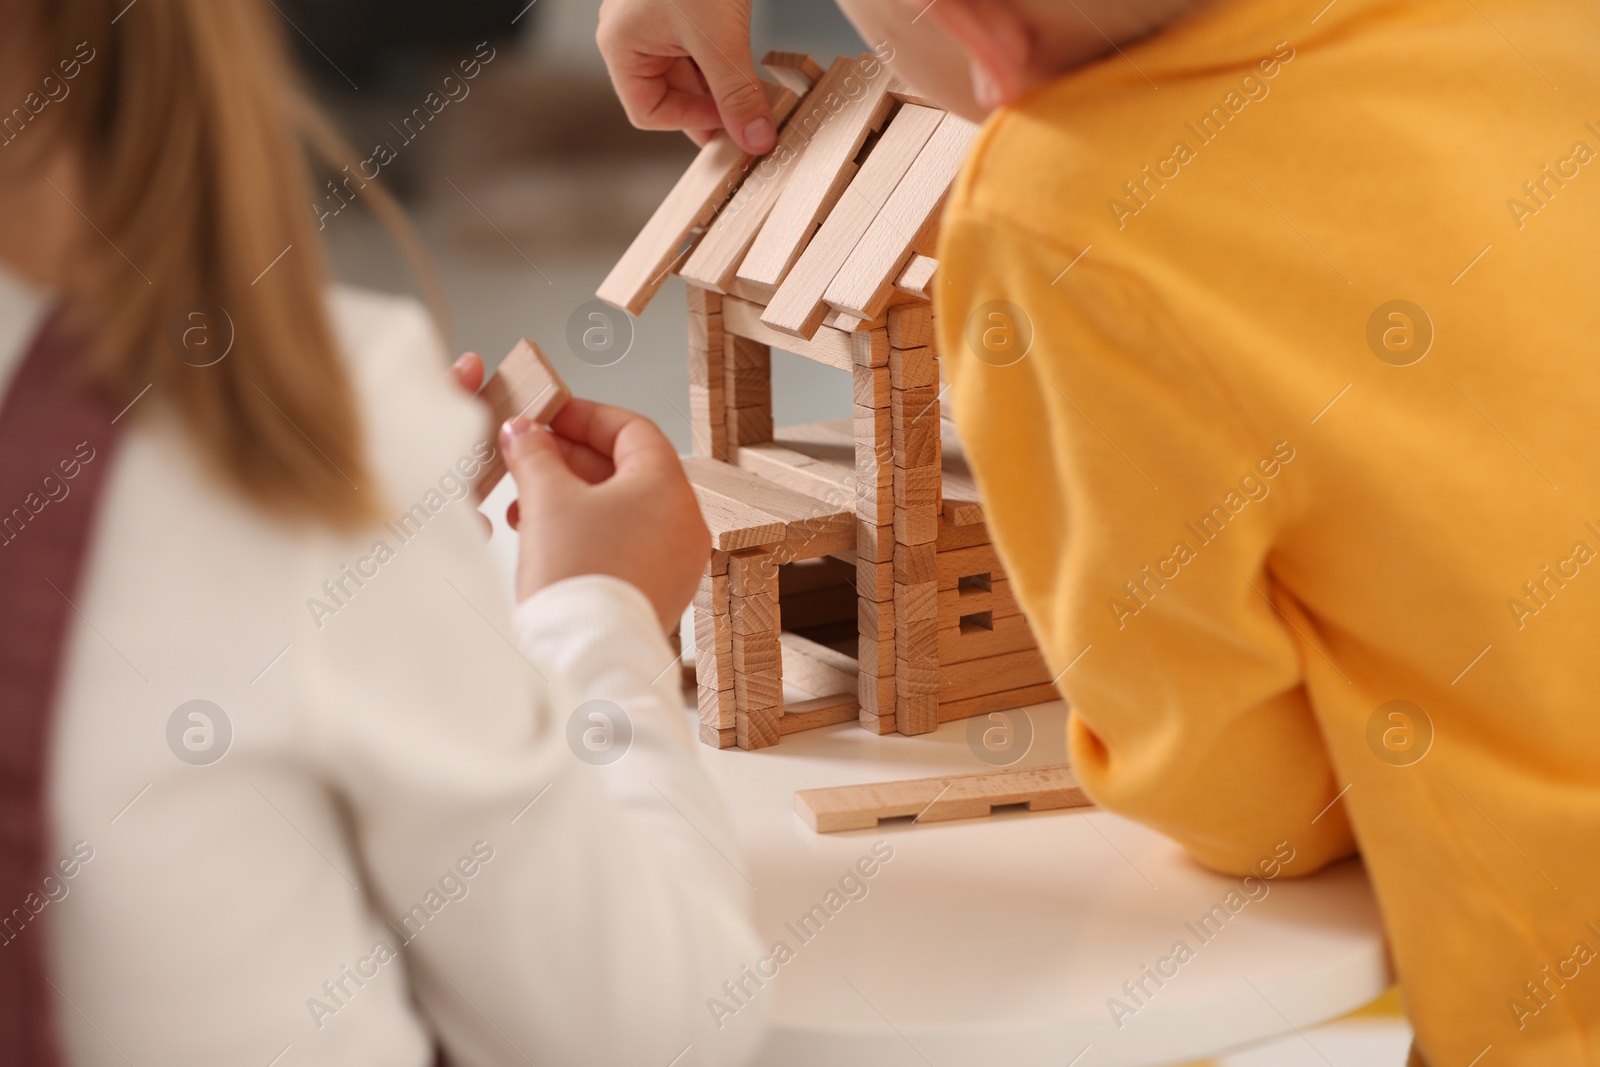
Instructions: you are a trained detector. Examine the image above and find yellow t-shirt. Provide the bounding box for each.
[937,0,1600,1062]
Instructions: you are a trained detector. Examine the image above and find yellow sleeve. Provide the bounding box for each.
[938,210,1356,876]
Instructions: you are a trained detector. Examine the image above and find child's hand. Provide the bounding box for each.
[500,398,711,631]
[596,0,776,153]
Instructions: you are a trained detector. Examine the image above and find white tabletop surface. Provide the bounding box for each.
[697,700,1391,1067]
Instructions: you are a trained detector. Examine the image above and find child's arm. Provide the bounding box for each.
[940,211,1358,877]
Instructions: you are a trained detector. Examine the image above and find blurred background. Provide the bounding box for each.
[281,0,868,454]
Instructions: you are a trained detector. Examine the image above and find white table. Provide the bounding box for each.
[698,701,1391,1067]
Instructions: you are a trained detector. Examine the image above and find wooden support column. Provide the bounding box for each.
[694,550,736,748]
[888,305,941,735]
[725,334,774,452]
[852,325,897,734]
[687,285,729,460]
[729,549,782,749]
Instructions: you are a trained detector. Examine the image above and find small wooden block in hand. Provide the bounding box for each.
[475,339,571,500]
[794,763,1093,833]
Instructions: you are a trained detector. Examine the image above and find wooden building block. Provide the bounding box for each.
[597,79,800,315]
[936,683,1062,724]
[937,520,991,552]
[685,457,856,558]
[686,285,723,315]
[737,705,781,750]
[731,627,781,675]
[893,463,940,509]
[858,672,896,731]
[698,683,736,730]
[700,722,737,749]
[696,642,734,691]
[857,555,894,602]
[688,308,724,352]
[693,603,732,654]
[681,59,857,293]
[738,53,897,290]
[760,104,945,338]
[937,544,1005,589]
[938,612,1038,665]
[937,648,1053,703]
[734,667,783,709]
[779,693,859,734]
[889,345,937,390]
[728,550,778,597]
[887,304,935,349]
[857,519,896,564]
[688,384,728,461]
[887,78,940,110]
[893,579,938,625]
[722,295,881,372]
[761,51,825,95]
[858,627,894,676]
[731,592,778,635]
[937,577,1021,621]
[851,363,891,410]
[894,541,937,585]
[824,114,981,320]
[894,503,938,547]
[794,763,1092,833]
[893,255,940,300]
[476,340,572,496]
[728,404,775,450]
[693,572,729,616]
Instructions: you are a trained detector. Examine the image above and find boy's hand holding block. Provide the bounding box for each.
[475,339,570,501]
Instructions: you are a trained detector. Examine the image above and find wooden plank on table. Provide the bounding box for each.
[762,104,945,338]
[735,442,854,502]
[737,54,897,291]
[684,456,855,556]
[597,80,799,315]
[681,59,856,293]
[795,763,1093,833]
[824,114,981,320]
[779,692,859,734]
[780,632,858,695]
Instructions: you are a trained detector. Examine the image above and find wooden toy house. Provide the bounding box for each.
[598,52,1055,749]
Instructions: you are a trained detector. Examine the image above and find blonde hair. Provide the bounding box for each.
[18,0,442,528]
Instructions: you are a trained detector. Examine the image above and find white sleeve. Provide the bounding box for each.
[301,290,768,1067]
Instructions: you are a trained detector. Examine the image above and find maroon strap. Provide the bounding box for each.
[0,315,125,1067]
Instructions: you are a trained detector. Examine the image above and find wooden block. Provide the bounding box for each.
[732,627,781,675]
[892,420,939,471]
[685,456,856,557]
[858,672,896,725]
[688,309,724,352]
[887,78,940,109]
[736,704,780,750]
[761,50,825,94]
[692,486,785,550]
[895,504,938,547]
[482,339,571,428]
[728,404,775,449]
[859,594,894,658]
[724,335,772,401]
[780,632,858,696]
[738,53,897,290]
[693,573,729,616]
[735,667,783,709]
[760,104,945,338]
[709,549,730,576]
[851,363,891,411]
[937,577,1021,620]
[939,612,1038,665]
[779,693,859,734]
[937,682,1061,724]
[686,285,723,315]
[891,385,938,431]
[937,544,1005,589]
[858,628,894,676]
[731,593,778,635]
[937,520,990,552]
[696,642,734,690]
[699,722,737,749]
[894,541,937,585]
[893,463,940,509]
[858,521,895,563]
[794,763,1093,833]
[722,294,866,373]
[597,80,800,315]
[887,304,934,350]
[698,683,736,730]
[823,114,981,319]
[893,579,938,625]
[889,345,937,390]
[688,384,728,461]
[694,605,732,654]
[682,59,858,292]
[893,255,939,300]
[857,555,894,602]
[938,648,1052,702]
[728,551,778,597]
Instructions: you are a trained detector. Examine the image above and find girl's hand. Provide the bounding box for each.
[501,399,710,631]
[596,0,775,152]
